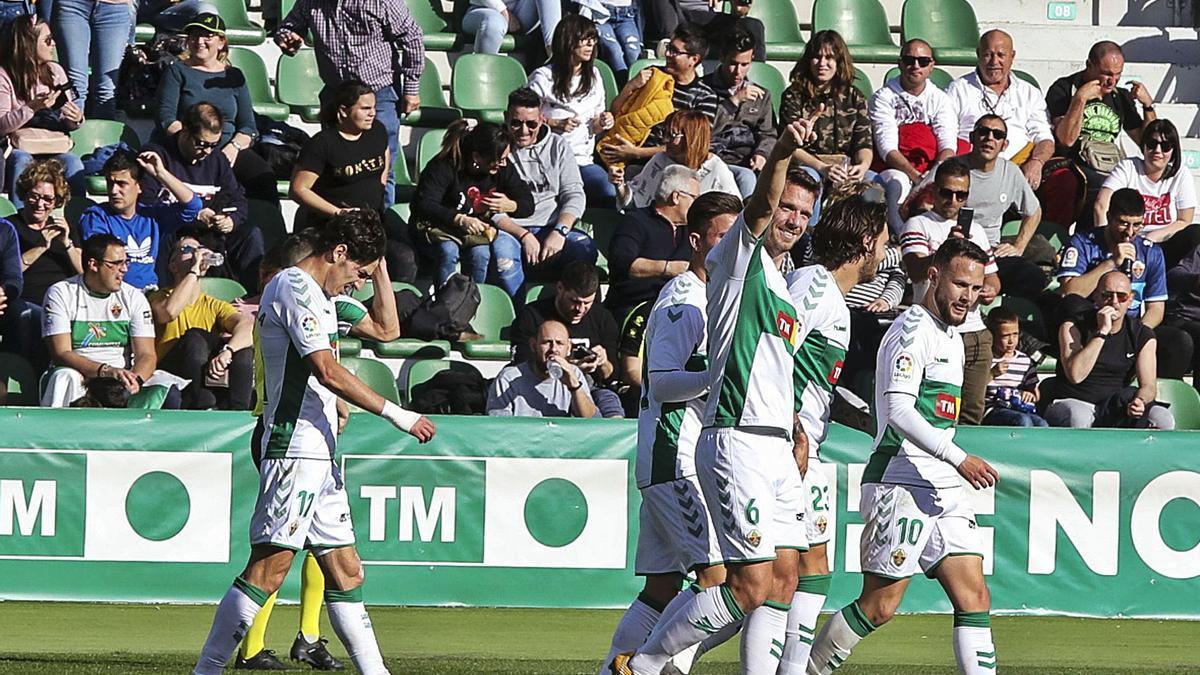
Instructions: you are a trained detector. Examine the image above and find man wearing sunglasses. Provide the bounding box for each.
[870,39,959,234]
[901,159,1000,425]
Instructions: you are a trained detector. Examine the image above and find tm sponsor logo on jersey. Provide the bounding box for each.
[935,393,960,421]
[828,360,844,385]
[776,311,800,347]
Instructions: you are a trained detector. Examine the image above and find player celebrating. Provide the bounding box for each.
[194,212,435,675]
[778,187,889,673]
[614,118,818,675]
[806,237,1000,675]
[602,192,741,674]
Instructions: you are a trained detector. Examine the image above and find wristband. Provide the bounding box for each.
[567,380,583,392]
[381,400,421,432]
[1143,105,1155,113]
[519,230,532,242]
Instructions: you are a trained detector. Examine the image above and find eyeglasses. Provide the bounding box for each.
[1144,139,1172,152]
[668,131,685,141]
[178,244,200,255]
[900,55,933,67]
[974,126,1007,141]
[1099,290,1131,302]
[937,187,970,202]
[677,190,698,199]
[578,35,597,45]
[101,258,130,269]
[665,44,693,57]
[191,135,221,150]
[508,119,540,130]
[26,192,56,204]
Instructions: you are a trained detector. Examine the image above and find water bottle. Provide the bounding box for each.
[204,251,225,267]
[547,360,564,381]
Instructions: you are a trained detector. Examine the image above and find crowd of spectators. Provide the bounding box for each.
[0,1,1194,432]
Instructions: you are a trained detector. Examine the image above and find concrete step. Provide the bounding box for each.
[982,22,1200,65]
[1155,103,1200,137]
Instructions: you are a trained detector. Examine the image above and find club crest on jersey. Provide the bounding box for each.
[891,548,907,566]
[110,303,122,318]
[893,353,915,382]
[827,360,844,385]
[1132,260,1146,279]
[935,393,960,421]
[776,311,799,347]
[288,521,299,536]
[746,529,763,547]
[816,515,828,534]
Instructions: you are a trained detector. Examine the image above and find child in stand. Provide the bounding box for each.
[983,307,1048,427]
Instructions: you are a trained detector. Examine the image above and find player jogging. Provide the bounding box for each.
[807,237,1000,675]
[194,211,435,675]
[778,187,889,673]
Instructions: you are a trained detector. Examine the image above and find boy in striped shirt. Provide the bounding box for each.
[982,307,1046,427]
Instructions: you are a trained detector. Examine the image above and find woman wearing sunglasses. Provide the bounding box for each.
[1094,119,1196,267]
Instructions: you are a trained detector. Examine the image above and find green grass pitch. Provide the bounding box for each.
[1,602,1196,673]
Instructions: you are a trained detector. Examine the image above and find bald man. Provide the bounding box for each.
[946,29,1054,189]
[486,319,598,418]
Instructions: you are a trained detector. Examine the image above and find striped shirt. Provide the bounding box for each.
[984,349,1038,413]
[278,0,425,95]
[646,75,718,147]
[845,245,906,310]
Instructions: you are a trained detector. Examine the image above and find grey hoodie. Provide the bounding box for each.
[505,126,586,229]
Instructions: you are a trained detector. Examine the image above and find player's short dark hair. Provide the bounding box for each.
[103,150,142,180]
[82,233,124,265]
[558,261,601,297]
[935,158,971,184]
[720,27,756,59]
[1109,188,1146,220]
[506,86,542,112]
[811,187,887,270]
[986,306,1019,330]
[784,163,821,200]
[673,25,707,57]
[314,210,386,263]
[687,192,743,238]
[281,228,321,267]
[932,236,989,270]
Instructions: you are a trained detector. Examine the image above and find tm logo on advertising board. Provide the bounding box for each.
[0,449,230,562]
[345,456,628,569]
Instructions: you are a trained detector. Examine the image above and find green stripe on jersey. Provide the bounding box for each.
[71,320,130,350]
[793,330,846,406]
[865,378,961,483]
[265,343,312,459]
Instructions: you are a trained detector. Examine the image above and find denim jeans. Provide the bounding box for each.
[728,164,756,199]
[0,1,33,37]
[6,150,86,210]
[524,224,598,281]
[428,230,525,298]
[579,163,616,209]
[463,0,561,54]
[596,3,643,81]
[320,83,400,208]
[51,0,131,119]
[873,168,915,236]
[982,407,1048,427]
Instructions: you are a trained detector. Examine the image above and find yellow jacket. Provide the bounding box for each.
[600,67,675,169]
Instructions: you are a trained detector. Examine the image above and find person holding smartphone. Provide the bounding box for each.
[12,159,82,308]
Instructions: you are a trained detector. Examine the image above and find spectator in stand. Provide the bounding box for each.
[148,229,254,410]
[1047,271,1173,429]
[946,29,1054,189]
[0,216,25,354]
[612,110,737,209]
[143,103,264,293]
[910,115,1048,300]
[599,25,717,166]
[1166,241,1200,394]
[702,28,778,199]
[702,0,765,61]
[606,164,697,323]
[511,261,623,417]
[0,16,86,209]
[79,150,202,290]
[842,238,906,401]
[779,30,874,224]
[982,306,1047,427]
[487,318,598,417]
[154,13,278,202]
[412,120,533,299]
[1057,187,1189,379]
[1095,119,1196,267]
[527,15,616,207]
[501,88,597,280]
[12,159,80,306]
[576,0,642,85]
[40,233,156,407]
[463,0,562,58]
[901,160,1000,425]
[1046,40,1155,227]
[870,39,958,235]
[49,0,131,119]
[275,0,425,207]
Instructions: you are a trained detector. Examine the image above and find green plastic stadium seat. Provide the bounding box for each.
[749,62,787,115]
[371,339,453,359]
[276,48,323,123]
[1013,69,1041,91]
[1036,354,1057,374]
[406,0,460,50]
[403,359,484,405]
[393,152,416,201]
[0,196,15,218]
[199,277,248,302]
[524,283,554,305]
[1155,379,1200,430]
[65,197,96,224]
[594,59,619,107]
[579,208,621,272]
[901,0,980,66]
[813,0,897,63]
[211,0,267,45]
[228,48,290,121]
[853,67,874,100]
[417,129,448,174]
[340,356,401,405]
[71,120,141,196]
[0,353,39,406]
[460,283,516,360]
[451,54,528,125]
[746,0,806,59]
[351,280,424,302]
[883,66,954,90]
[403,57,463,128]
[339,337,362,357]
[628,59,664,80]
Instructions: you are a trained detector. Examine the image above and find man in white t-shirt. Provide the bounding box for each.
[901,159,1001,425]
[41,233,157,407]
[870,39,958,234]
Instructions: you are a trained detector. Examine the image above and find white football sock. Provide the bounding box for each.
[326,588,389,675]
[629,584,744,675]
[779,574,831,674]
[953,611,997,674]
[194,577,269,675]
[677,620,742,673]
[741,601,789,674]
[600,594,663,674]
[806,602,875,675]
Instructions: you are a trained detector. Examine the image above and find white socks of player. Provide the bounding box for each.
[193,577,269,675]
[601,593,664,674]
[629,584,745,675]
[326,587,390,675]
[806,601,876,675]
[953,611,997,674]
[741,600,789,673]
[779,573,832,674]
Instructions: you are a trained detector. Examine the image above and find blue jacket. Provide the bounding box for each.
[0,218,22,302]
[79,197,202,289]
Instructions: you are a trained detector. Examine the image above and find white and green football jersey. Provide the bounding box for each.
[868,304,964,489]
[257,267,340,461]
[702,214,801,432]
[637,270,708,488]
[42,275,155,368]
[787,264,850,458]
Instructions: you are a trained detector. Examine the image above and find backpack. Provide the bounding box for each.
[408,370,489,415]
[253,115,312,181]
[116,35,187,116]
[400,274,481,341]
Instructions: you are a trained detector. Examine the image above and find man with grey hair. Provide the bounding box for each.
[606,165,704,323]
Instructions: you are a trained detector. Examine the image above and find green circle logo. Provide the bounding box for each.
[125,471,191,541]
[523,478,588,547]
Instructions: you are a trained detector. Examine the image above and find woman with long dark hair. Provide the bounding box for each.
[528,15,615,206]
[412,120,535,298]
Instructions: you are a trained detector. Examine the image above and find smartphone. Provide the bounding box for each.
[569,343,593,361]
[221,206,238,213]
[50,82,74,111]
[957,208,975,239]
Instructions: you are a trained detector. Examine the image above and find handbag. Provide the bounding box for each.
[9,127,73,155]
[413,217,495,248]
[1077,136,1123,174]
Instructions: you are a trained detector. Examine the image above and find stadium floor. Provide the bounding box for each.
[1,603,1197,673]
